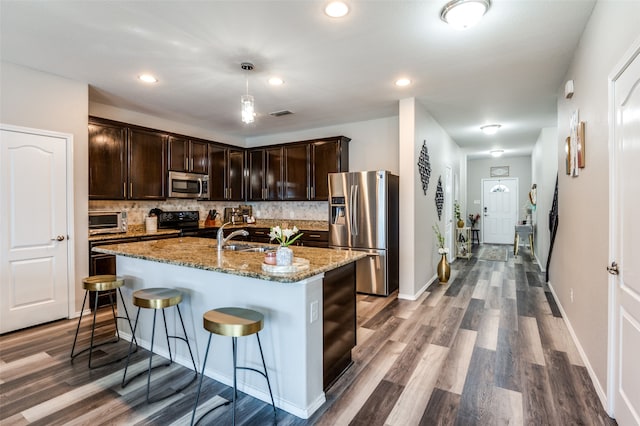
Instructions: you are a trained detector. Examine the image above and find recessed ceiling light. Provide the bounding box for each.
[395,78,411,87]
[325,1,349,18]
[490,149,504,157]
[138,74,158,84]
[268,77,284,86]
[440,0,491,30]
[480,124,501,135]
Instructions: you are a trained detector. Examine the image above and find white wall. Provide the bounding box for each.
[552,0,640,409]
[399,98,461,299]
[0,61,89,313]
[246,116,400,175]
[531,127,558,270]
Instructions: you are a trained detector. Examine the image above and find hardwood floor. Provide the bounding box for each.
[0,245,615,425]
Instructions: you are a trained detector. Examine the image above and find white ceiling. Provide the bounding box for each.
[0,1,595,158]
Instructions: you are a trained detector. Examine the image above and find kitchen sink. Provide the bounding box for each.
[222,243,276,253]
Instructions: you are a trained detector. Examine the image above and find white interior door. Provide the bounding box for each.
[609,42,640,425]
[482,178,518,244]
[0,126,70,333]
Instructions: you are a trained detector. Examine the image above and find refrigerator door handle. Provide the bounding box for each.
[352,184,359,237]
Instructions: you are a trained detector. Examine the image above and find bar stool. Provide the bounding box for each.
[191,307,276,426]
[70,275,137,368]
[471,229,480,245]
[121,288,198,403]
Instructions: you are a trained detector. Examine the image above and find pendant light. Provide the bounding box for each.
[241,62,255,124]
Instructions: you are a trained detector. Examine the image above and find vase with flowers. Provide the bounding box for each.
[468,213,480,229]
[269,225,303,266]
[433,224,450,284]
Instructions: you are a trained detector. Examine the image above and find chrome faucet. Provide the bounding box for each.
[217,222,249,251]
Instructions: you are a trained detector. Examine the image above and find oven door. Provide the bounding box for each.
[168,171,208,199]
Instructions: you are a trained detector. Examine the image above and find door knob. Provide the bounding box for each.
[607,261,619,275]
[52,235,65,241]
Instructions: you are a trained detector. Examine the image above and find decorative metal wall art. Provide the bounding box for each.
[417,141,431,195]
[435,176,444,220]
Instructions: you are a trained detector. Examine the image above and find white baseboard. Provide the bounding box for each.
[398,274,437,300]
[547,281,609,412]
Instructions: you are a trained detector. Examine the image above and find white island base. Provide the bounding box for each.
[116,255,326,419]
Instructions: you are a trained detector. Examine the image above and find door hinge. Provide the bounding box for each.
[607,261,619,275]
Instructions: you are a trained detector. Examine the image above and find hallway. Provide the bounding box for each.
[0,245,615,425]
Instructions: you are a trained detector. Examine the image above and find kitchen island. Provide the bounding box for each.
[93,237,365,419]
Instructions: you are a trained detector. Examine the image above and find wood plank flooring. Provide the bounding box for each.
[0,245,615,425]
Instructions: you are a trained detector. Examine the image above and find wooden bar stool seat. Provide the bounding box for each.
[70,275,137,368]
[121,287,197,403]
[191,307,276,426]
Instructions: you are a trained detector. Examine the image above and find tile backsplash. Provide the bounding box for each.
[89,200,329,225]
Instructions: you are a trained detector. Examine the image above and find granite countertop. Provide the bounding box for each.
[93,237,364,283]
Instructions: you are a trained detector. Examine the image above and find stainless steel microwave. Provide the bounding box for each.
[88,211,127,235]
[168,171,209,199]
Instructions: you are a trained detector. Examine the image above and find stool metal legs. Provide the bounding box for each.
[122,304,198,403]
[191,332,276,426]
[70,288,137,368]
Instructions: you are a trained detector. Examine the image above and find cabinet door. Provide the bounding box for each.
[168,136,189,172]
[190,141,209,174]
[129,128,167,200]
[209,145,227,200]
[247,149,264,201]
[265,146,283,200]
[89,122,127,199]
[284,144,309,200]
[227,148,245,201]
[311,140,340,201]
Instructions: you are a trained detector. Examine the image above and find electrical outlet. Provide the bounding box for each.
[570,288,574,303]
[310,300,319,323]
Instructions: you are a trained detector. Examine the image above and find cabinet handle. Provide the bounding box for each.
[185,158,188,171]
[130,182,133,198]
[123,182,127,197]
[229,188,232,199]
[312,186,315,199]
[190,158,193,170]
[306,187,309,198]
[308,234,321,238]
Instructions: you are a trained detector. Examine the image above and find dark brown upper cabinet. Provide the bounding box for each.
[309,137,350,201]
[128,128,167,200]
[283,143,310,201]
[89,121,127,200]
[168,136,208,174]
[89,119,167,200]
[248,146,284,201]
[209,145,245,201]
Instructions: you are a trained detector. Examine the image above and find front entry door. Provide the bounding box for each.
[482,178,518,244]
[609,42,640,425]
[0,126,70,333]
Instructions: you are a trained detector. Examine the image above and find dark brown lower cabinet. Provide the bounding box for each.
[323,261,356,391]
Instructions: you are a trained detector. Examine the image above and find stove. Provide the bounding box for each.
[157,210,199,233]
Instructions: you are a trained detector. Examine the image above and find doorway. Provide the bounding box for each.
[0,124,75,333]
[481,178,518,244]
[608,39,640,425]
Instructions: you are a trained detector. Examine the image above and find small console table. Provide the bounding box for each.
[514,224,534,257]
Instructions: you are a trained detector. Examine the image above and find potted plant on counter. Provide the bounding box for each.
[433,223,450,284]
[269,225,303,266]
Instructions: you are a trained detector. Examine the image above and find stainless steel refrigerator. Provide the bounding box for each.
[328,170,399,296]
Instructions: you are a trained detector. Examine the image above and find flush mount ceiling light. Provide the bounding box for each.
[240,62,255,124]
[325,1,349,18]
[395,78,411,87]
[480,124,501,135]
[490,149,504,158]
[268,77,284,86]
[138,74,158,83]
[440,0,491,30]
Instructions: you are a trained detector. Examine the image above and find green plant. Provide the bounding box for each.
[432,223,448,254]
[454,201,461,220]
[269,225,303,247]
